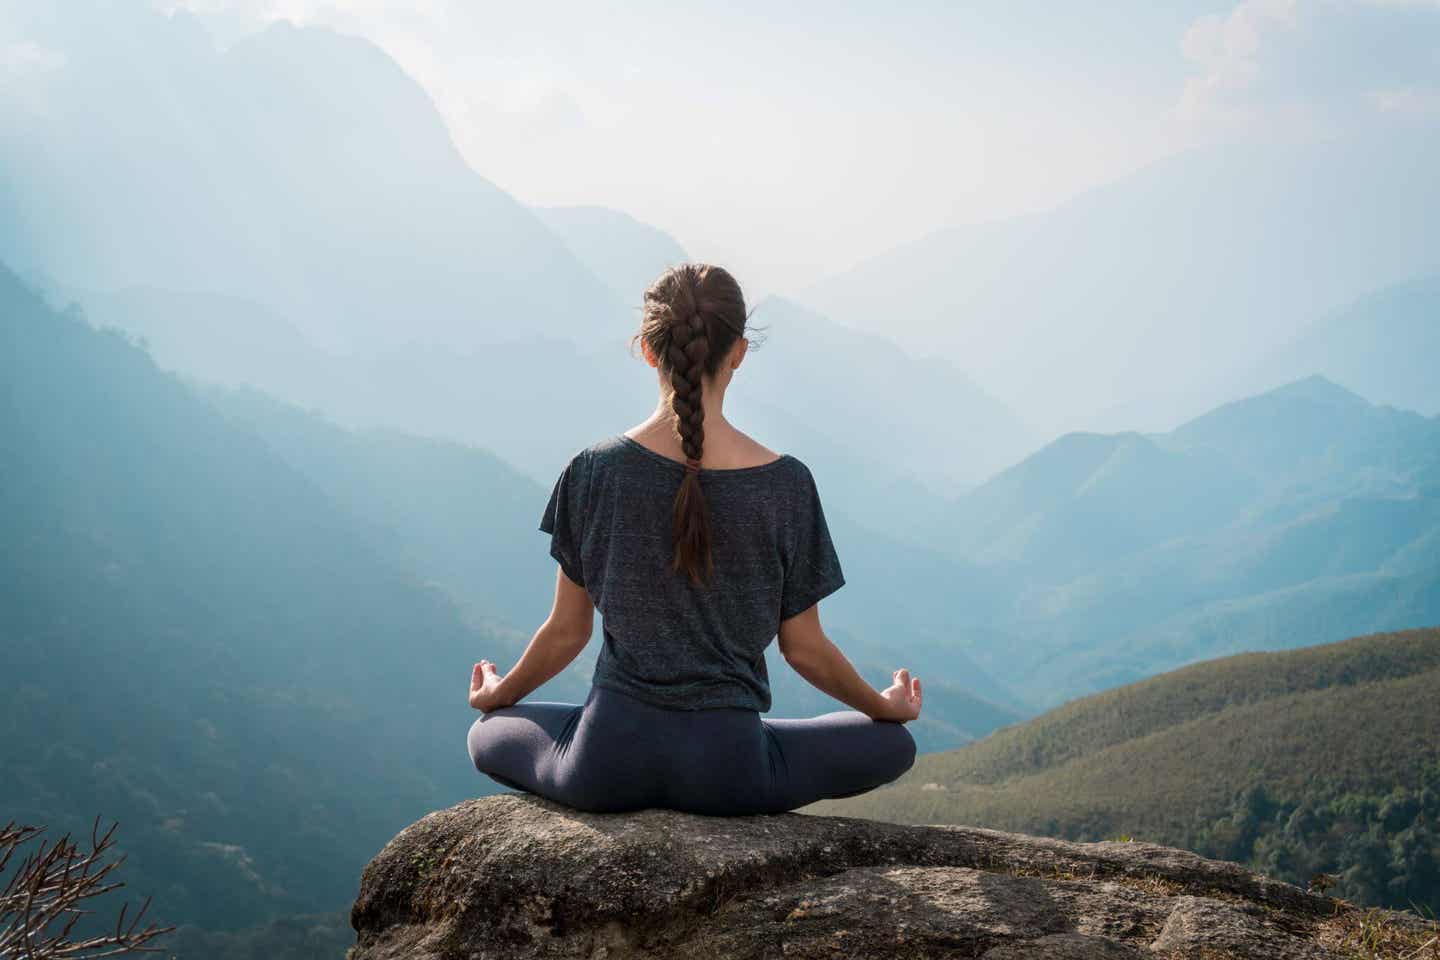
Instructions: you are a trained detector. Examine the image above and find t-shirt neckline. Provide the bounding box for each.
[615,434,792,477]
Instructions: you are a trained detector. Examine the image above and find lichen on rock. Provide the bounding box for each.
[348,794,1424,959]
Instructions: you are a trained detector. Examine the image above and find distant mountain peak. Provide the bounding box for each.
[1267,373,1370,406]
[1176,374,1373,439]
[531,205,689,305]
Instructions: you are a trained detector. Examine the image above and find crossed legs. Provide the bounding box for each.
[467,686,916,815]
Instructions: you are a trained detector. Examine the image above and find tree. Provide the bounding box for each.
[1,818,172,958]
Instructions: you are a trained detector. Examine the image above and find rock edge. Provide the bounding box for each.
[349,794,1426,959]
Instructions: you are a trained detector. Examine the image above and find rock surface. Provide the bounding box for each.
[349,794,1425,959]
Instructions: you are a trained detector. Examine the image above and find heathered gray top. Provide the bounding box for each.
[539,433,846,712]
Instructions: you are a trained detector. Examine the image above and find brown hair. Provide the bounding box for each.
[628,263,757,587]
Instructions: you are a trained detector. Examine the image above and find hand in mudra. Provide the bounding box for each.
[880,668,922,723]
[469,660,505,712]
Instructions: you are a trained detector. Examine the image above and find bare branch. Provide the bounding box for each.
[0,818,173,959]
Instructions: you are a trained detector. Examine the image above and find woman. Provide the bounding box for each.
[466,262,921,816]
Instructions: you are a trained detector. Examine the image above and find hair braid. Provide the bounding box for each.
[629,263,752,587]
[666,276,714,583]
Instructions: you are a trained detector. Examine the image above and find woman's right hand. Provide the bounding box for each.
[878,668,922,723]
[469,660,507,712]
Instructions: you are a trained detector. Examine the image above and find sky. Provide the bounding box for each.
[7,0,1440,299]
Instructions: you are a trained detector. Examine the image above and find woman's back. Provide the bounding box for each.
[541,433,847,713]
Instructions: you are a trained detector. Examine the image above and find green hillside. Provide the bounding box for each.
[811,627,1440,914]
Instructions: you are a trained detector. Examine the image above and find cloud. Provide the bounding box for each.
[1176,0,1440,134]
[1370,85,1440,113]
[1181,0,1298,99]
[0,40,66,75]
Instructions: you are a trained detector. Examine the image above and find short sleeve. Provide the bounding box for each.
[539,451,589,588]
[779,464,846,621]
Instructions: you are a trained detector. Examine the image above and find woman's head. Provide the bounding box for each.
[628,263,750,587]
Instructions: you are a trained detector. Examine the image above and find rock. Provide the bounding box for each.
[1148,896,1333,959]
[347,794,1408,960]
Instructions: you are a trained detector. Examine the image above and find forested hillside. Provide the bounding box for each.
[811,627,1440,915]
[0,264,545,932]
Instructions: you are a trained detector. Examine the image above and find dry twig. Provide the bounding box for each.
[0,817,173,959]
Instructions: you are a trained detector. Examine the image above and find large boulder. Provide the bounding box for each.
[349,794,1428,959]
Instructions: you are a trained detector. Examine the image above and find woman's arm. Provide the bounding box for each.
[776,604,921,722]
[470,567,594,711]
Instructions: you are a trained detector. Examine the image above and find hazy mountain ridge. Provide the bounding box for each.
[204,374,1030,735]
[810,627,1440,916]
[0,5,1043,529]
[203,383,561,632]
[0,10,626,354]
[532,204,691,306]
[1251,272,1440,418]
[73,268,1024,545]
[739,296,1037,495]
[802,127,1440,435]
[940,376,1440,705]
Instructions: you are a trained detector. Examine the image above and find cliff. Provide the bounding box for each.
[349,794,1433,959]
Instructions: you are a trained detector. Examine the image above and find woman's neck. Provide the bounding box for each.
[632,404,736,448]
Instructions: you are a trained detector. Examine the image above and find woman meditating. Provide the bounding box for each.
[466,262,921,815]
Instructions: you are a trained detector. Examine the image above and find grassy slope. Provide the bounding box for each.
[808,627,1440,840]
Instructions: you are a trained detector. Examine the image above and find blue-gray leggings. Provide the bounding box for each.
[467,684,917,815]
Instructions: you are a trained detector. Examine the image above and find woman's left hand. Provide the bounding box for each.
[469,660,506,712]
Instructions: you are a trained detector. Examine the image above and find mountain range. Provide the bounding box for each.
[933,375,1440,707]
[0,8,1036,513]
[1250,272,1440,418]
[0,261,1023,935]
[2,4,1438,950]
[802,125,1440,436]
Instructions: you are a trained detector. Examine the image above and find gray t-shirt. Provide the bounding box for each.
[538,433,846,712]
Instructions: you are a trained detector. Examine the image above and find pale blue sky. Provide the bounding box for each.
[7,0,1439,297]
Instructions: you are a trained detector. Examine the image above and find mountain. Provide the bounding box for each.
[802,125,1440,435]
[532,205,690,306]
[0,262,601,934]
[203,384,560,632]
[0,6,1026,536]
[74,285,349,407]
[931,376,1440,705]
[0,9,626,354]
[75,282,1022,546]
[1253,273,1440,418]
[735,296,1037,495]
[809,627,1440,916]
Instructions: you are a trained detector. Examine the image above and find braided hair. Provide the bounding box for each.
[629,263,751,586]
